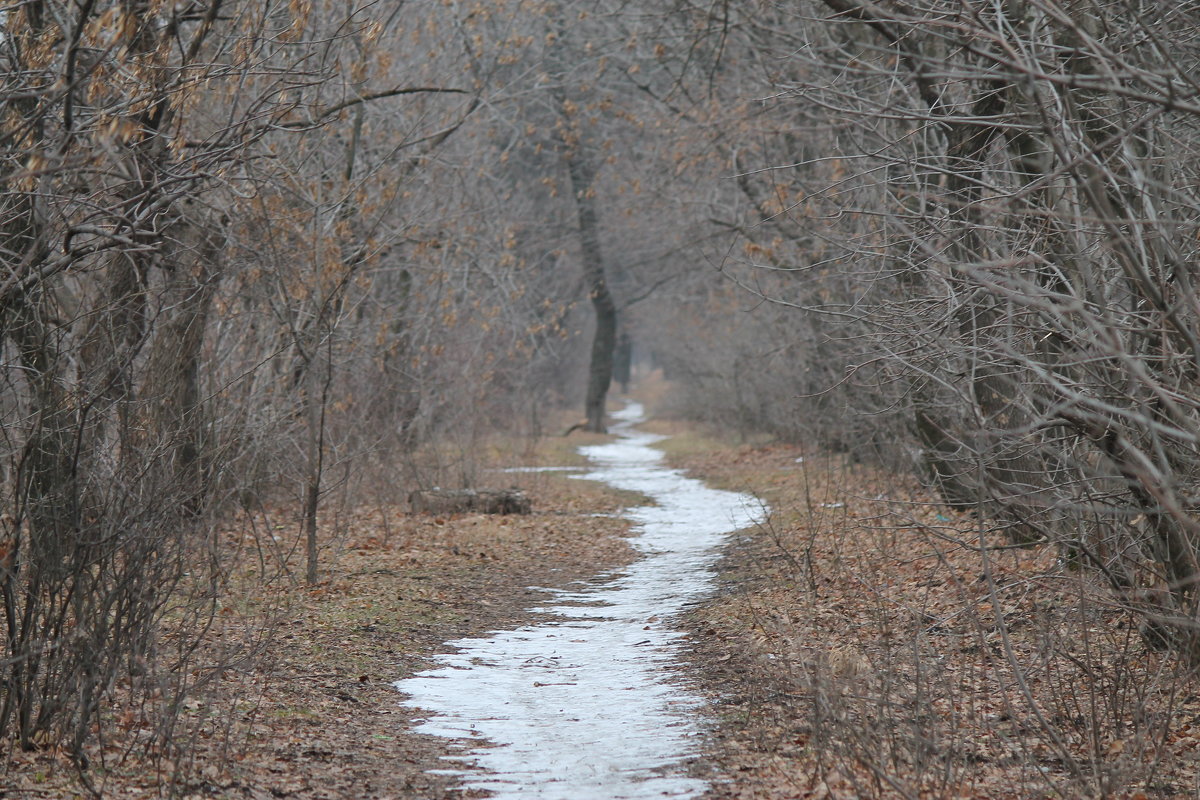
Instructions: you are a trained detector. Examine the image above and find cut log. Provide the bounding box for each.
[408,488,532,515]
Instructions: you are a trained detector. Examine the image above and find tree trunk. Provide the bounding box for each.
[143,219,223,512]
[565,148,616,433]
[613,330,632,394]
[304,338,332,586]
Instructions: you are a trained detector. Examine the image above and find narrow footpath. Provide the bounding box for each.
[396,402,762,798]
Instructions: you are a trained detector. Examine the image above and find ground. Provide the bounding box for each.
[650,421,1200,800]
[6,406,1200,798]
[1,429,641,799]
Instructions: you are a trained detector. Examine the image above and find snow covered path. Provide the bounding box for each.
[394,403,764,799]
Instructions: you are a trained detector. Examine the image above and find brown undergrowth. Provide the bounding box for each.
[2,430,638,799]
[650,420,1200,800]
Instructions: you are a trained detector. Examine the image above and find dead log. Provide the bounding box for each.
[408,488,531,515]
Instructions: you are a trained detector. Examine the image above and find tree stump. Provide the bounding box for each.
[408,488,532,515]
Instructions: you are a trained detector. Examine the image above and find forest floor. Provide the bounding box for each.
[8,401,1200,799]
[650,421,1200,800]
[3,428,643,800]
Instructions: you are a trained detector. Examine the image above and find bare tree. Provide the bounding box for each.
[689,0,1200,654]
[0,0,381,761]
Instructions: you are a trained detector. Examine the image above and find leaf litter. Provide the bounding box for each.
[1,433,639,799]
[9,414,1200,799]
[652,420,1200,800]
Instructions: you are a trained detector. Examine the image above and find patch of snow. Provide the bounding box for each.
[394,402,764,799]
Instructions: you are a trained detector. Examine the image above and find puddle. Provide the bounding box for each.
[394,402,764,799]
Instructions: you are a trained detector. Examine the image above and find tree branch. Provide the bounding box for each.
[316,86,470,121]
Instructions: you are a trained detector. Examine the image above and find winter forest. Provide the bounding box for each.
[6,0,1200,797]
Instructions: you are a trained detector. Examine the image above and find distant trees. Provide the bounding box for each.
[455,0,692,433]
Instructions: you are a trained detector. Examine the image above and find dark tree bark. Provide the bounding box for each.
[613,330,633,394]
[565,147,617,434]
[144,218,223,512]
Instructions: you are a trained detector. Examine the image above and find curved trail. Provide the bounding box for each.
[394,403,764,799]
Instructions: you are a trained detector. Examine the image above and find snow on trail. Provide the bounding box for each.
[394,402,764,799]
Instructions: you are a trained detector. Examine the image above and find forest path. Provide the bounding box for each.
[4,406,791,800]
[395,402,764,799]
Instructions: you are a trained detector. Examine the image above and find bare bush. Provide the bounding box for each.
[675,0,1200,655]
